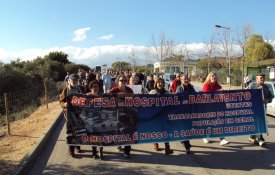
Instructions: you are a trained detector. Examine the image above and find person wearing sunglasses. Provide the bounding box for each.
[110,75,134,158]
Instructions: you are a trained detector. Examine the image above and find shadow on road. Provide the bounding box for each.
[40,141,275,174]
[29,115,275,174]
[29,117,65,175]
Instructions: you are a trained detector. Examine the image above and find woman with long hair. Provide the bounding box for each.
[87,80,104,160]
[202,72,230,146]
[149,78,174,155]
[59,73,83,157]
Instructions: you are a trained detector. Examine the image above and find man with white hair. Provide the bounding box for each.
[246,72,272,146]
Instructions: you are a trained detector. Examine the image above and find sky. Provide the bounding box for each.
[0,0,275,68]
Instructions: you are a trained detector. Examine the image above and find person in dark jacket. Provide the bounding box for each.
[59,73,82,157]
[246,72,272,146]
[175,74,195,154]
[145,74,155,93]
[96,73,104,94]
[150,78,174,155]
[86,80,105,160]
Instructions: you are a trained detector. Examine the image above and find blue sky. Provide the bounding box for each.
[0,0,275,67]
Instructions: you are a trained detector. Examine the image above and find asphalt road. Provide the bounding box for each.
[28,113,275,175]
[29,82,275,175]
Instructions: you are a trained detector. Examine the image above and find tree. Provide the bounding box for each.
[145,33,177,62]
[196,57,224,76]
[128,49,139,71]
[215,26,234,70]
[64,63,79,74]
[0,68,36,94]
[235,23,253,88]
[44,51,69,65]
[40,60,65,81]
[111,61,131,72]
[244,34,273,62]
[76,64,90,72]
[0,61,4,68]
[203,33,216,74]
[214,25,235,87]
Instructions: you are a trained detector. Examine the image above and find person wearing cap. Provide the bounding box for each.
[202,72,230,146]
[246,72,272,146]
[59,73,83,157]
[145,74,155,93]
[170,73,181,93]
[175,74,196,154]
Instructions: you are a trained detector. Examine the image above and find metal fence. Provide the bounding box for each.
[0,81,61,134]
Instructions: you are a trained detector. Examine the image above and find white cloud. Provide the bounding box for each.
[0,45,145,67]
[98,34,114,40]
[1,40,274,67]
[268,40,275,46]
[72,27,91,42]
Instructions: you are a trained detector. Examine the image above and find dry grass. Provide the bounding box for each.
[0,101,62,175]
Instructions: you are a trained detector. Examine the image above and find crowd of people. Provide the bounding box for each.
[59,68,272,160]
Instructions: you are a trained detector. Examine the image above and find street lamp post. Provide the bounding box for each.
[215,25,230,30]
[215,24,232,89]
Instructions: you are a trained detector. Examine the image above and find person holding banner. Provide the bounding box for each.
[246,72,272,146]
[59,73,83,157]
[87,80,104,160]
[150,78,174,155]
[110,74,134,158]
[175,74,196,154]
[202,72,230,146]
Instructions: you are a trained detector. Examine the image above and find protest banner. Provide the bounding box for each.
[66,89,266,146]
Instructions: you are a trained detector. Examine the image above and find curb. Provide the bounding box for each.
[14,110,64,175]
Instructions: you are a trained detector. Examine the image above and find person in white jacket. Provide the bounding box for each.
[102,69,111,93]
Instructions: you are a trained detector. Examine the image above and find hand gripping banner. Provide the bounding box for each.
[66,89,266,146]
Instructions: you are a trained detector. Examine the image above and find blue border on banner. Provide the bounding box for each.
[66,89,266,146]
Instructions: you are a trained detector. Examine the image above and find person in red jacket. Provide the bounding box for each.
[202,72,230,146]
[170,73,181,93]
[110,74,134,158]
